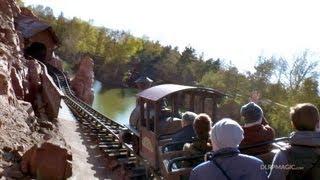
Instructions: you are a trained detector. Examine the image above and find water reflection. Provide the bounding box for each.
[92,81,138,125]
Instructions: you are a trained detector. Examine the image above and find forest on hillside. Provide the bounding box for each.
[26,4,320,136]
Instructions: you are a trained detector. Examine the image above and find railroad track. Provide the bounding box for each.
[46,64,154,179]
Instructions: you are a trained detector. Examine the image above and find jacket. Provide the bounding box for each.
[240,119,275,155]
[268,131,320,180]
[189,147,268,180]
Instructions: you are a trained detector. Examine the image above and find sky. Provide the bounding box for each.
[24,0,320,72]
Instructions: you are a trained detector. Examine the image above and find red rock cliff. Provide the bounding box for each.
[70,56,94,105]
[0,2,73,179]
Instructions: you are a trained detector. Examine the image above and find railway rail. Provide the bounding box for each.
[46,64,155,179]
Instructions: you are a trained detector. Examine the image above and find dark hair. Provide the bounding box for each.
[193,113,212,140]
[290,103,320,131]
[240,102,263,124]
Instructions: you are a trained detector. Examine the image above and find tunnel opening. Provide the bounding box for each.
[24,42,47,62]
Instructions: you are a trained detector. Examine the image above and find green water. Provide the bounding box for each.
[92,81,138,125]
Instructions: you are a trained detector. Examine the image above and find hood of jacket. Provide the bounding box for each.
[290,131,320,147]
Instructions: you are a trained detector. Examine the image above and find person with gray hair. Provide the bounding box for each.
[190,118,268,180]
[166,111,197,152]
[170,111,197,142]
[181,111,197,126]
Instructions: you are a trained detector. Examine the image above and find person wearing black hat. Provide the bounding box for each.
[239,102,275,155]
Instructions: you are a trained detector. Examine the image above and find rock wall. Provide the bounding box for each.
[0,0,38,150]
[0,0,23,106]
[71,56,94,105]
[0,1,69,179]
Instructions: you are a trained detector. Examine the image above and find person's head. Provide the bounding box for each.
[181,111,197,127]
[210,118,244,151]
[240,102,263,124]
[193,113,212,140]
[290,103,320,131]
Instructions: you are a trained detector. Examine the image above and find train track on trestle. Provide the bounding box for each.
[46,64,155,180]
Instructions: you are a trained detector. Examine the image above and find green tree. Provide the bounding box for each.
[287,51,318,91]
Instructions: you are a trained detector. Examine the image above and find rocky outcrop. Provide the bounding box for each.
[0,1,68,177]
[25,59,42,104]
[47,52,63,71]
[21,142,72,179]
[71,56,94,105]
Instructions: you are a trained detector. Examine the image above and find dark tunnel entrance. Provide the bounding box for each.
[24,42,47,62]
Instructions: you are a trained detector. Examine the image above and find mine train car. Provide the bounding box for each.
[122,84,288,179]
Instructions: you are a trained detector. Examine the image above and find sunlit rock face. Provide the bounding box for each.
[0,2,72,179]
[0,0,25,106]
[71,56,94,105]
[21,142,72,179]
[0,0,40,170]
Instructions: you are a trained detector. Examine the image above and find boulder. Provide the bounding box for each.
[70,56,94,105]
[21,142,72,179]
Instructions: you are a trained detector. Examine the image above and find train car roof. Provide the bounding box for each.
[137,84,225,101]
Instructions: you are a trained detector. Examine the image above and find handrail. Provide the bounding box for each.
[46,63,123,126]
[161,139,195,153]
[239,137,289,151]
[48,64,128,142]
[37,61,64,97]
[168,154,204,172]
[162,136,289,154]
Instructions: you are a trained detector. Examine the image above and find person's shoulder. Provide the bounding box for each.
[238,153,264,165]
[192,161,212,172]
[190,161,213,180]
[272,149,288,163]
[263,124,274,131]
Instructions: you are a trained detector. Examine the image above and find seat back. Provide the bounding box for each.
[158,117,183,135]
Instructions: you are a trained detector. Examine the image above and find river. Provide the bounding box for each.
[92,81,138,125]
